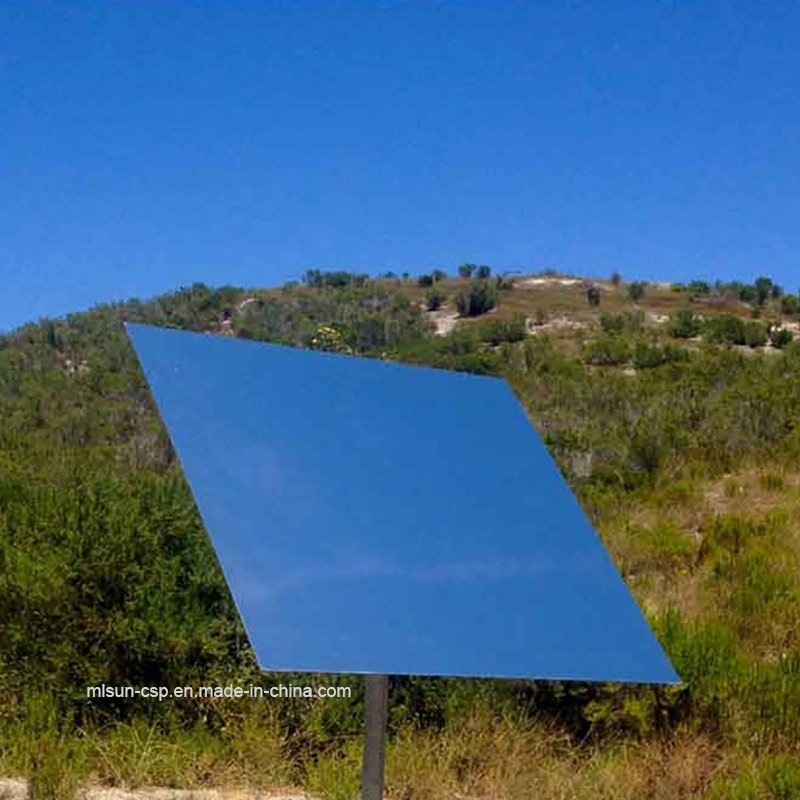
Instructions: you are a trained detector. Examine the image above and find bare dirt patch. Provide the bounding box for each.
[0,779,306,800]
[526,315,587,333]
[518,277,584,289]
[425,308,459,336]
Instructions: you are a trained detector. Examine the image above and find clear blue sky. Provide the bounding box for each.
[3,1,800,332]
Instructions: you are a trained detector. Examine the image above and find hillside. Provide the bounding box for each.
[1,268,800,798]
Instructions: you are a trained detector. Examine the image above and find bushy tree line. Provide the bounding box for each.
[668,311,794,349]
[673,275,792,307]
[301,269,370,289]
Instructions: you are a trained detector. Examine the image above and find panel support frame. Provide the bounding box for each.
[360,673,389,800]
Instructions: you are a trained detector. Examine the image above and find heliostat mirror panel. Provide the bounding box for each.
[127,323,678,684]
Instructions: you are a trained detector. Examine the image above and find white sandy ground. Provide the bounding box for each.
[0,778,307,800]
[526,315,587,333]
[517,277,584,288]
[424,308,459,336]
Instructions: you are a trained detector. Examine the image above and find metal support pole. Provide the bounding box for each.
[360,674,389,800]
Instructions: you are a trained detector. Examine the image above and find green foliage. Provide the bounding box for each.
[457,263,476,279]
[302,270,370,289]
[232,284,427,353]
[478,316,526,345]
[710,757,800,800]
[610,271,621,286]
[705,314,748,345]
[425,288,445,311]
[712,276,783,308]
[755,276,775,306]
[310,324,354,354]
[628,281,646,302]
[632,342,689,369]
[582,335,632,366]
[475,264,492,279]
[744,321,768,348]
[780,294,799,316]
[687,279,711,295]
[770,326,794,349]
[764,758,800,799]
[599,311,645,334]
[0,474,247,713]
[619,519,696,574]
[388,328,503,376]
[417,273,435,288]
[669,308,703,338]
[455,279,497,317]
[304,738,362,800]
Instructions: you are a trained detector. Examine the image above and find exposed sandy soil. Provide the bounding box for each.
[0,779,307,800]
[526,315,587,333]
[425,308,459,335]
[518,277,584,288]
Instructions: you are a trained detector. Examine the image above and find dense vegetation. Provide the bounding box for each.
[1,271,800,798]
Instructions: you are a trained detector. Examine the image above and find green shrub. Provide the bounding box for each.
[632,342,689,369]
[760,471,787,492]
[417,274,434,288]
[478,317,526,345]
[669,309,703,338]
[687,279,711,295]
[304,738,362,800]
[628,281,646,302]
[780,294,799,316]
[708,756,800,799]
[620,519,696,573]
[582,335,632,366]
[705,314,748,345]
[764,757,800,799]
[755,276,774,306]
[744,321,768,348]
[455,280,497,317]
[457,263,476,279]
[302,270,369,289]
[769,327,794,349]
[600,311,645,334]
[425,288,445,311]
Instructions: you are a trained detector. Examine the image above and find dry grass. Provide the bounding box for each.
[386,708,569,799]
[384,714,730,800]
[83,713,293,791]
[597,466,800,626]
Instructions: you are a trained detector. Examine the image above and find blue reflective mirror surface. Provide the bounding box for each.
[127,323,678,684]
